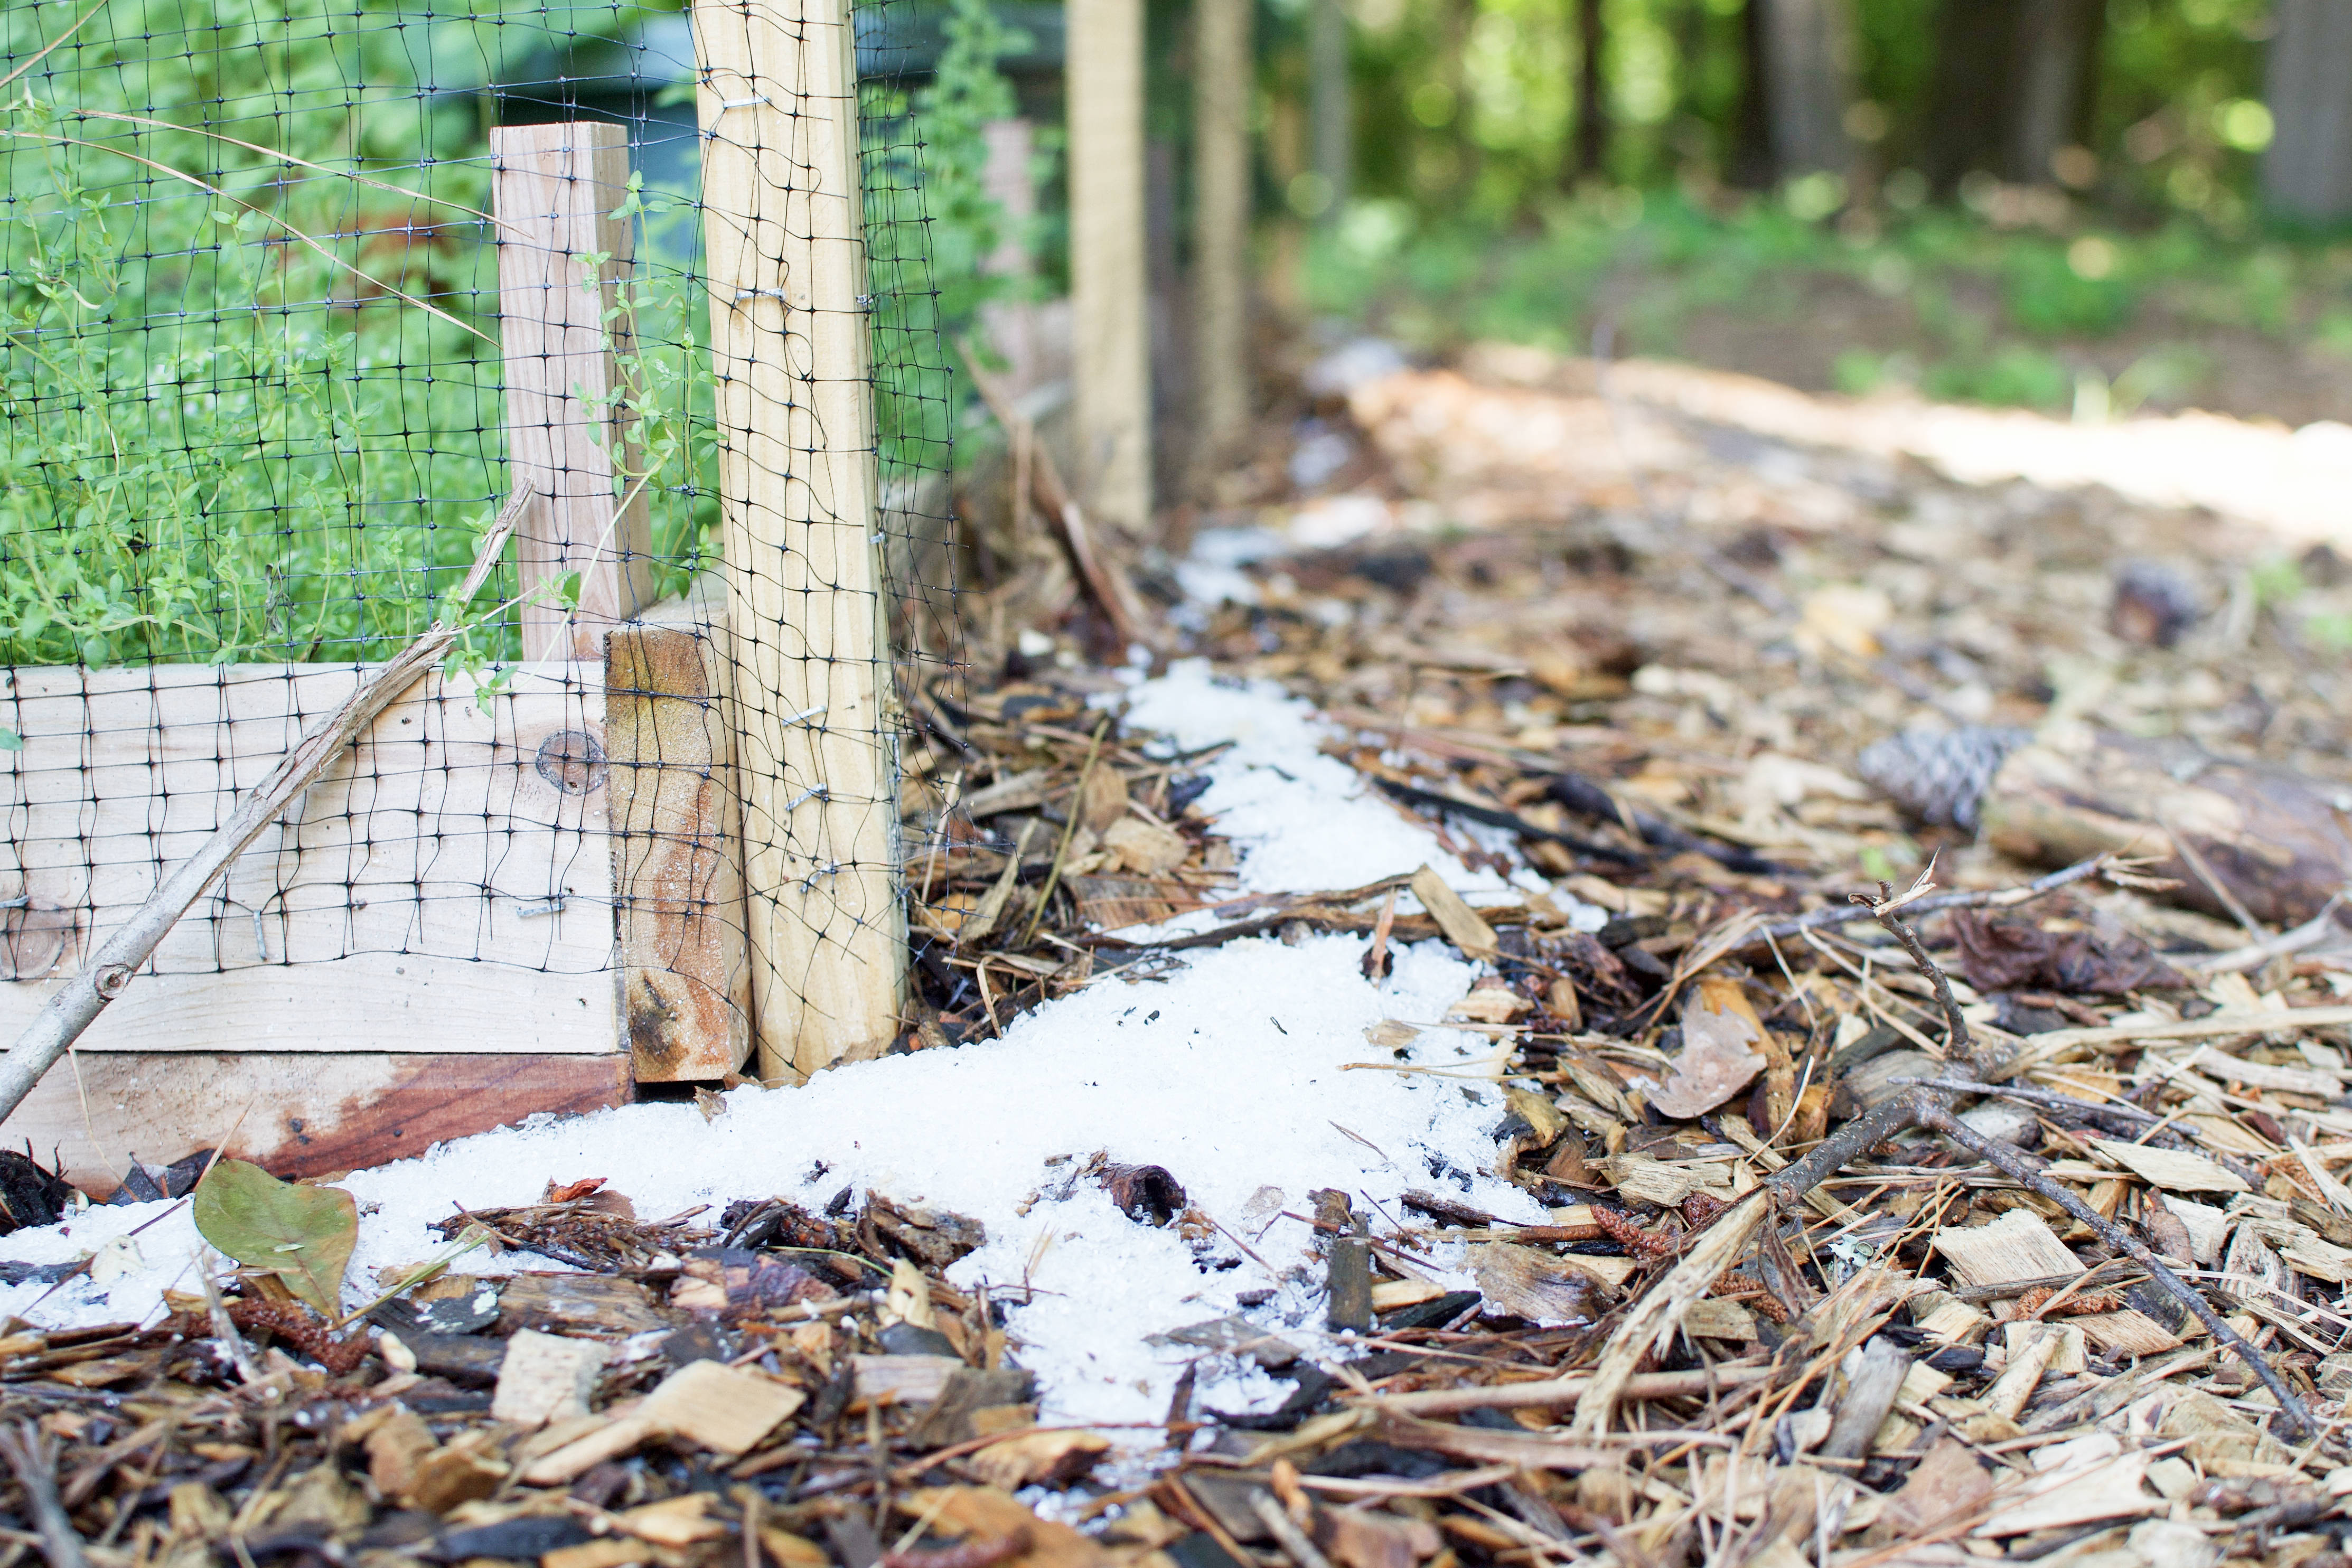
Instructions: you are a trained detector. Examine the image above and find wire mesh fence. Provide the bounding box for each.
[0,0,961,1082]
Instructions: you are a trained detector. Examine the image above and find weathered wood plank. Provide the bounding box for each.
[0,1050,633,1193]
[0,953,616,1056]
[0,662,615,1004]
[607,616,752,1081]
[493,122,657,659]
[691,0,907,1080]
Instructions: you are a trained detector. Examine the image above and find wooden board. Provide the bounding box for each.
[0,1050,633,1193]
[1067,0,1152,532]
[492,123,657,660]
[691,0,908,1080]
[607,609,753,1080]
[0,953,614,1056]
[0,661,619,1049]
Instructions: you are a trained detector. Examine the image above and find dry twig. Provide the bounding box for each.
[0,1423,87,1568]
[1755,878,2323,1439]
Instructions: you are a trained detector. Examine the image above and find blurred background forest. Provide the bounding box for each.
[1235,0,2352,424]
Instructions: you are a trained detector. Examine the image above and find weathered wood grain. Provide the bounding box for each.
[492,122,656,659]
[0,661,617,1047]
[691,0,907,1079]
[0,1050,632,1193]
[1067,0,1152,532]
[1189,0,1252,489]
[607,613,752,1081]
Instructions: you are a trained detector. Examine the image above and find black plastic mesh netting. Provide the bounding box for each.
[0,0,960,1080]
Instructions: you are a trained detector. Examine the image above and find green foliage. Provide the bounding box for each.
[1304,187,2349,416]
[1920,344,2072,411]
[1999,241,2137,338]
[192,1157,359,1318]
[0,0,537,667]
[0,0,971,670]
[1321,0,2293,243]
[2306,613,2352,652]
[862,0,1024,473]
[2248,556,2307,611]
[911,0,1028,332]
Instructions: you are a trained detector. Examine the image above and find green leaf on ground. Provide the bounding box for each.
[191,1159,357,1318]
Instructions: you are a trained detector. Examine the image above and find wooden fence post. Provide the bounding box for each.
[691,0,907,1081]
[1308,0,1350,221]
[1191,0,1253,489]
[607,598,753,1082]
[1067,0,1154,537]
[978,119,1043,395]
[492,122,656,660]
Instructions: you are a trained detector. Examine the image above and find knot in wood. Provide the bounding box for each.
[92,963,133,999]
[535,729,606,796]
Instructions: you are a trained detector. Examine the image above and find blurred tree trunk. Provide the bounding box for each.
[1926,0,2101,194]
[1671,0,1707,129]
[1572,0,1607,180]
[1753,0,1855,177]
[1923,0,2011,195]
[1444,0,1478,191]
[1728,0,1775,187]
[2005,0,2102,184]
[2265,0,2352,223]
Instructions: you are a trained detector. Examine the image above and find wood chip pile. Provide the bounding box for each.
[3,349,2352,1566]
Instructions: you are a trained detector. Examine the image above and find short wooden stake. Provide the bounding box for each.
[606,600,753,1082]
[1067,0,1154,535]
[691,0,907,1080]
[1191,0,1253,487]
[491,123,656,660]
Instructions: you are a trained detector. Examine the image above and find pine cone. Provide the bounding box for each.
[1855,726,2031,831]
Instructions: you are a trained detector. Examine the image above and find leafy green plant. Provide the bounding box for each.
[2000,241,2138,338]
[0,0,517,668]
[863,0,1026,467]
[0,0,982,672]
[191,1158,358,1317]
[908,0,1029,333]
[2305,613,2352,651]
[2247,556,2306,611]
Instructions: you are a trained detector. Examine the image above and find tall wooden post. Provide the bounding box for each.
[1571,0,1605,180]
[978,119,1042,394]
[1191,0,1252,488]
[491,123,657,661]
[691,0,906,1081]
[1308,0,1350,220]
[1067,0,1154,536]
[2006,0,2102,186]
